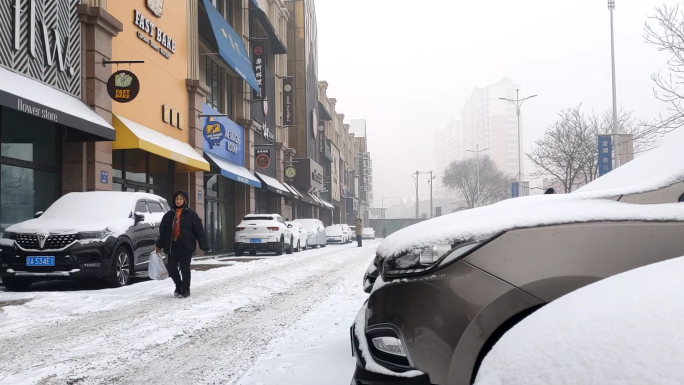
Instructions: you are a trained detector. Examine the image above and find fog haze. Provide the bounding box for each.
[315,0,676,204]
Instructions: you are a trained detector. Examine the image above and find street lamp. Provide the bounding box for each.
[466,145,489,207]
[608,0,619,168]
[500,90,537,183]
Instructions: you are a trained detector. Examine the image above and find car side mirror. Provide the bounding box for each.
[287,224,293,228]
[134,212,145,223]
[34,211,44,218]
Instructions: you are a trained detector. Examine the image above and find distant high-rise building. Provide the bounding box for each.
[434,117,464,198]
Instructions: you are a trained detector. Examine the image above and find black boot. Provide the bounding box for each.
[181,290,190,298]
[174,286,181,298]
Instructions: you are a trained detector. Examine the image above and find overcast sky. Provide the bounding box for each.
[315,0,678,204]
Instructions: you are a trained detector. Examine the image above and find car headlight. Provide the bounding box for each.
[2,232,16,239]
[77,231,108,240]
[383,242,482,278]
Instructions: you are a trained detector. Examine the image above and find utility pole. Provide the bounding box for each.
[608,0,620,168]
[466,145,489,207]
[500,90,538,183]
[427,171,435,218]
[413,171,419,219]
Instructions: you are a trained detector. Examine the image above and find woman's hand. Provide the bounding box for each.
[155,247,161,254]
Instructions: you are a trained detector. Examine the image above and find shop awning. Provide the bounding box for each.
[255,172,292,197]
[205,153,261,188]
[248,1,287,55]
[0,66,115,141]
[201,0,261,92]
[318,197,335,210]
[309,193,325,207]
[318,101,333,121]
[283,183,301,199]
[293,187,318,206]
[113,115,210,172]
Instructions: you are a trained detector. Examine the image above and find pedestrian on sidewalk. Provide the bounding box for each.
[355,218,363,247]
[155,191,209,298]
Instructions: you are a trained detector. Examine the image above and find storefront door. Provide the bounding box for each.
[204,170,235,254]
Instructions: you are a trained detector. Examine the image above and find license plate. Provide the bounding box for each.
[27,256,55,266]
[249,239,262,243]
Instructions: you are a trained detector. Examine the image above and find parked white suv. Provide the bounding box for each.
[340,224,353,243]
[234,214,293,256]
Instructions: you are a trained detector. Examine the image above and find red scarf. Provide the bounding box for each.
[173,209,182,241]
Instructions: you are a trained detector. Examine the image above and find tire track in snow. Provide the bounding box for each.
[0,243,376,385]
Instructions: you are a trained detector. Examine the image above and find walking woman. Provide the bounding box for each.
[155,191,209,298]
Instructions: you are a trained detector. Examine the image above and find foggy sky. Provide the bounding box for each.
[315,0,677,205]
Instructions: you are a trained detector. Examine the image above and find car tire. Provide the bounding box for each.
[2,276,32,292]
[105,246,131,288]
[302,240,307,250]
[249,250,257,256]
[275,238,284,256]
[236,250,244,256]
[286,237,294,254]
[295,241,301,252]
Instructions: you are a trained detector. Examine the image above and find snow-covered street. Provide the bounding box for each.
[0,242,377,385]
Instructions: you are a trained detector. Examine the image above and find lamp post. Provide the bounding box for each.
[466,145,489,207]
[608,0,619,168]
[426,172,436,218]
[500,90,537,183]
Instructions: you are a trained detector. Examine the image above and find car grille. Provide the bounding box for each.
[15,234,77,250]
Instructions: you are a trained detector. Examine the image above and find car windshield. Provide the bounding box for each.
[296,219,317,230]
[41,192,135,221]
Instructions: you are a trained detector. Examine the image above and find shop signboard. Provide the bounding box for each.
[255,148,272,170]
[282,77,294,126]
[252,39,267,100]
[598,134,612,177]
[292,157,324,193]
[285,165,297,180]
[202,104,244,166]
[107,70,140,103]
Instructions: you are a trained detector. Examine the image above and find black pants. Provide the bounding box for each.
[357,235,363,247]
[168,243,192,292]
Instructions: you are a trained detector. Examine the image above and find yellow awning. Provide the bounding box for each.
[112,115,210,172]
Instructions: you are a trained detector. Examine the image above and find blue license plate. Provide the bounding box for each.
[27,256,55,266]
[249,239,262,243]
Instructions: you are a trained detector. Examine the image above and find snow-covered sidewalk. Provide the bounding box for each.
[0,242,376,385]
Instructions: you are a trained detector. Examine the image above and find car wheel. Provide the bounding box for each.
[295,241,301,252]
[249,250,257,256]
[275,238,284,256]
[105,246,131,287]
[2,276,32,292]
[286,237,294,254]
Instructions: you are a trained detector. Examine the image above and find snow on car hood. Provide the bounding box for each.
[6,217,135,236]
[475,255,684,385]
[376,195,684,257]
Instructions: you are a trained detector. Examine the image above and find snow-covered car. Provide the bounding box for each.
[325,225,345,244]
[340,224,353,243]
[295,219,326,248]
[475,255,684,385]
[0,192,169,291]
[350,134,684,385]
[235,214,293,256]
[286,221,308,252]
[362,228,375,240]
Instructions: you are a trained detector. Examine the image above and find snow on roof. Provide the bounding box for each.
[574,131,684,197]
[475,255,684,385]
[41,192,161,220]
[376,194,684,257]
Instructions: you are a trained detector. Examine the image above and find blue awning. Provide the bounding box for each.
[205,153,262,188]
[200,0,260,92]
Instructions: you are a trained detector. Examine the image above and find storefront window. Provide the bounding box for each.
[124,150,147,183]
[1,107,58,168]
[0,165,57,231]
[113,150,173,202]
[206,57,224,113]
[112,151,123,179]
[256,189,269,214]
[204,169,235,253]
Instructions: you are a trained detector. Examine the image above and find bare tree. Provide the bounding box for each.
[442,157,510,209]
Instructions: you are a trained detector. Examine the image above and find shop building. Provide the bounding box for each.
[316,81,335,225]
[0,0,123,233]
[350,119,373,224]
[328,99,343,224]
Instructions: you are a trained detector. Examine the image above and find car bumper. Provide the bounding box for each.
[327,238,344,243]
[0,240,114,279]
[350,323,432,385]
[235,241,282,252]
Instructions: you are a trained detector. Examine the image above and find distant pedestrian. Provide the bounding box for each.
[355,218,363,247]
[382,228,387,238]
[155,191,209,298]
[544,188,556,195]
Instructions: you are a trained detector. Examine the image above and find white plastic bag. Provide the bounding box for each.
[149,250,169,280]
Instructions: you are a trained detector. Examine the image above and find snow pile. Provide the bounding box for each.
[377,196,684,257]
[475,255,684,385]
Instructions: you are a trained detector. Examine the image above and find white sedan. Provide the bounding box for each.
[234,214,293,256]
[286,221,308,252]
[475,256,684,385]
[325,225,345,244]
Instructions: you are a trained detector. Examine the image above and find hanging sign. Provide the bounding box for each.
[285,165,297,179]
[204,120,226,146]
[598,134,613,177]
[255,148,271,169]
[283,77,294,126]
[107,70,140,103]
[252,39,267,100]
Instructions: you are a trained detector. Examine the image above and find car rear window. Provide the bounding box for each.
[244,216,274,221]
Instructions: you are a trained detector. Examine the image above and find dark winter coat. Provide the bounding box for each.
[155,191,209,255]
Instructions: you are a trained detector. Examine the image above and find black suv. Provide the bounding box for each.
[0,192,170,291]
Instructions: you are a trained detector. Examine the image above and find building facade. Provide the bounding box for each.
[350,119,372,224]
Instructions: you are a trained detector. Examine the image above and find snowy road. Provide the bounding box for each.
[0,241,377,385]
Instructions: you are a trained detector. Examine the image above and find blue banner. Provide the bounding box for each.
[598,134,612,177]
[202,104,245,166]
[511,182,520,198]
